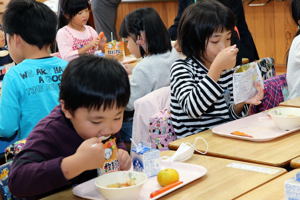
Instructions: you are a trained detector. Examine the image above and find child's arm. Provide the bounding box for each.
[232,82,264,116]
[77,37,100,55]
[208,45,239,82]
[61,137,105,179]
[8,137,104,198]
[0,73,21,137]
[117,149,131,170]
[171,61,224,118]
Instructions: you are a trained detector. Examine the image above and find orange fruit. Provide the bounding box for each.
[157,168,179,187]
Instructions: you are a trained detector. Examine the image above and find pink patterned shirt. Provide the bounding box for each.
[56,25,98,61]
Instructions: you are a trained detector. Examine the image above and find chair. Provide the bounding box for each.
[132,86,176,150]
[0,139,26,200]
[250,74,287,114]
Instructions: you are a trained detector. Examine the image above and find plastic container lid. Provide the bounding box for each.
[295,172,300,181]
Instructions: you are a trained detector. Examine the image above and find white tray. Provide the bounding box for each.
[212,112,300,142]
[72,160,207,200]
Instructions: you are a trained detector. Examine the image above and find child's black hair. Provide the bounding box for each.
[119,7,172,57]
[177,0,235,62]
[58,0,89,29]
[60,55,130,112]
[292,0,300,37]
[2,0,57,49]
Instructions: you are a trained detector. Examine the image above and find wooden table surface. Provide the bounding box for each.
[279,97,300,108]
[290,156,300,169]
[169,129,300,167]
[42,151,286,200]
[236,169,300,200]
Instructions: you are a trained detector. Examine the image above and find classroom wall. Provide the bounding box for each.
[244,0,296,73]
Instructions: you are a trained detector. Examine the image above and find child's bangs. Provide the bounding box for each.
[82,88,129,112]
[67,0,89,15]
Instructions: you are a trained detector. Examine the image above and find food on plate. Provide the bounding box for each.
[230,131,253,138]
[106,178,136,188]
[157,168,179,187]
[150,180,183,198]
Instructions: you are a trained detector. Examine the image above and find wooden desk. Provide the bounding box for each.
[279,97,300,108]
[236,169,300,200]
[290,156,300,168]
[169,129,300,167]
[43,151,286,200]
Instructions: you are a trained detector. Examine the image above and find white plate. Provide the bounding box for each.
[72,160,207,200]
[212,112,300,142]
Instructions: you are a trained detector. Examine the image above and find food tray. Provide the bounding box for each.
[72,160,207,200]
[212,112,300,142]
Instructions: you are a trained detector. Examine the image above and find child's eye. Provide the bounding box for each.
[114,117,121,121]
[210,41,219,44]
[91,121,102,124]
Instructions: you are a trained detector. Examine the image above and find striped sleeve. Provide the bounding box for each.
[229,103,250,120]
[170,61,223,119]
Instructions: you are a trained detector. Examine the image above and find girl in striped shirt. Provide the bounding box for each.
[170,0,263,137]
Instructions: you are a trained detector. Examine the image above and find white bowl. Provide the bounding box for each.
[268,107,300,131]
[95,171,147,200]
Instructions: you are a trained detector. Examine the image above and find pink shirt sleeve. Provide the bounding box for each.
[56,27,79,61]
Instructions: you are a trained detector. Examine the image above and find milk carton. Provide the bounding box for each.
[285,172,300,200]
[131,143,160,177]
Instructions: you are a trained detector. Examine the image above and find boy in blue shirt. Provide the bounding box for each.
[0,0,68,152]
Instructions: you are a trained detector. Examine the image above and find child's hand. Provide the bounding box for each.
[75,137,105,171]
[117,149,131,170]
[211,44,239,71]
[61,137,105,180]
[245,81,264,105]
[208,45,238,82]
[98,34,107,51]
[87,38,100,50]
[123,63,133,75]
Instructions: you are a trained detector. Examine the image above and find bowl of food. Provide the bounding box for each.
[95,171,147,200]
[268,107,300,131]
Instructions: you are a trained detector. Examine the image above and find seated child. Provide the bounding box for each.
[56,0,106,61]
[8,55,132,199]
[170,0,263,138]
[119,7,179,111]
[0,0,68,152]
[118,8,179,145]
[0,26,13,78]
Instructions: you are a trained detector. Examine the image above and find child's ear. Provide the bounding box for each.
[64,14,70,20]
[60,100,73,119]
[136,32,146,46]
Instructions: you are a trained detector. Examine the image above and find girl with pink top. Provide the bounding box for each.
[56,0,106,61]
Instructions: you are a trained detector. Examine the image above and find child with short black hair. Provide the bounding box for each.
[0,0,67,151]
[8,55,131,199]
[170,0,263,137]
[57,0,106,61]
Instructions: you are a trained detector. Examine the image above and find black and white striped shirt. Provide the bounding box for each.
[170,57,248,137]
